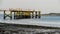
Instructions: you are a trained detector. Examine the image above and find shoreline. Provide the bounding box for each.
[0,22,60,29]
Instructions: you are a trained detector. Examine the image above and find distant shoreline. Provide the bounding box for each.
[41,13,60,16]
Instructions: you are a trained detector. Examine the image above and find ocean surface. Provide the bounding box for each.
[0,14,60,27]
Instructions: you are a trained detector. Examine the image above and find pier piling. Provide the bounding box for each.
[32,12,34,18]
[35,11,37,18]
[4,10,6,19]
[38,11,40,18]
[4,11,12,19]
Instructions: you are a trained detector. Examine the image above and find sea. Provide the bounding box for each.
[0,14,60,27]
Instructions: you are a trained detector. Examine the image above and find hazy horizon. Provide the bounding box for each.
[0,0,60,14]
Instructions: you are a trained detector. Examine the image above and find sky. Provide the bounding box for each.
[0,0,60,14]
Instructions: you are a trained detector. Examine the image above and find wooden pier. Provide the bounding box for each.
[0,9,41,19]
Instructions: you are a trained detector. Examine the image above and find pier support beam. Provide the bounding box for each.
[4,10,6,19]
[35,11,37,18]
[38,11,40,18]
[14,11,19,19]
[4,11,12,19]
[14,11,15,19]
[32,12,34,18]
[14,11,23,19]
[14,11,17,19]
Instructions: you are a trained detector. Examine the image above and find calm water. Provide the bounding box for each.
[0,14,60,27]
[41,16,60,22]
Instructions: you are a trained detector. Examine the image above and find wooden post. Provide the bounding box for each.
[14,12,15,19]
[14,11,20,19]
[14,11,17,19]
[32,12,34,18]
[4,10,6,19]
[38,11,40,18]
[35,11,37,18]
[30,12,32,18]
[10,11,12,19]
